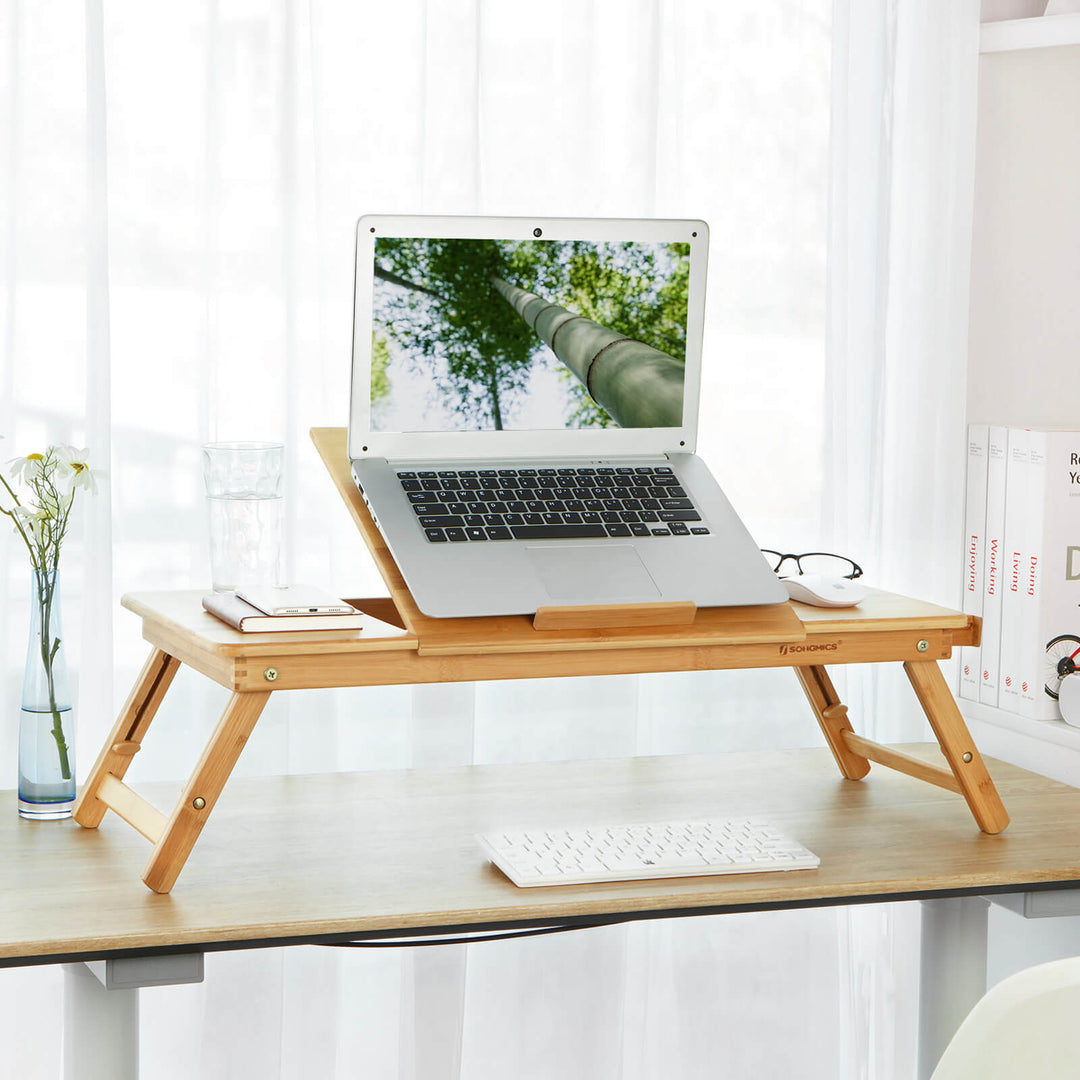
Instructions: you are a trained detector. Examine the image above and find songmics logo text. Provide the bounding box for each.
[779,642,840,656]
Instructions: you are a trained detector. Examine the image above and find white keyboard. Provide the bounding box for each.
[477,818,820,887]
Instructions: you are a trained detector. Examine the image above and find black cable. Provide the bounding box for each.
[317,922,611,949]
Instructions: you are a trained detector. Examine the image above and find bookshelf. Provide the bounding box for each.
[980,14,1080,52]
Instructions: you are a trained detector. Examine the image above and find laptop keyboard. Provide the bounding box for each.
[396,465,710,543]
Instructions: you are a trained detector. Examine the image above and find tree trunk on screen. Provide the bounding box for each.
[373,264,444,299]
[490,276,685,429]
[488,366,503,430]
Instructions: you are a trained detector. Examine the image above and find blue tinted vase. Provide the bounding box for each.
[18,568,75,820]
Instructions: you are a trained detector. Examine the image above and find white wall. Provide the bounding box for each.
[967,45,1080,429]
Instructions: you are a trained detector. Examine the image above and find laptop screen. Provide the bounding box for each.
[369,236,690,434]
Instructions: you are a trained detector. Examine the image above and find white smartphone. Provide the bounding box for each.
[235,585,358,617]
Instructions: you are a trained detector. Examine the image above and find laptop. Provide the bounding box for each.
[347,214,786,618]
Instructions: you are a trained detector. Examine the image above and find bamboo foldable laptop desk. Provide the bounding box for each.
[73,428,1008,893]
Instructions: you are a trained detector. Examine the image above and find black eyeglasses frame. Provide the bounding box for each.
[760,550,864,581]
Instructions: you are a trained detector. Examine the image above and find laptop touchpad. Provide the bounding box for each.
[526,545,660,603]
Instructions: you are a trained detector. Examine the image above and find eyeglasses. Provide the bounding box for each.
[761,550,864,580]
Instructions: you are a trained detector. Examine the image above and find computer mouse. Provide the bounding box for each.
[781,574,868,608]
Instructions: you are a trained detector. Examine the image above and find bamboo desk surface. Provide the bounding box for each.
[6,748,1080,968]
[120,587,977,694]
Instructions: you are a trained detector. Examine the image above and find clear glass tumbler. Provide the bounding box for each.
[202,441,285,592]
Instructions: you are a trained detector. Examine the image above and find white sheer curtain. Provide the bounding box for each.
[826,0,980,744]
[827,3,980,1079]
[0,1,974,1076]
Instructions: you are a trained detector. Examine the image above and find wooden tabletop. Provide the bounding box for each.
[5,747,1080,968]
[122,586,979,694]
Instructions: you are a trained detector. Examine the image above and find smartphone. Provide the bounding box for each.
[235,585,358,616]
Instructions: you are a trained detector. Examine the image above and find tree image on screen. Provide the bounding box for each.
[370,237,689,432]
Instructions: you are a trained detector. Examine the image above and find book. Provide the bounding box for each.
[978,425,1009,706]
[959,424,988,701]
[998,427,1032,715]
[1005,429,1080,721]
[978,428,1080,721]
[962,425,1080,723]
[202,591,365,632]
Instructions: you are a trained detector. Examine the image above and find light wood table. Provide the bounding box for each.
[10,748,1080,968]
[12,749,1080,1080]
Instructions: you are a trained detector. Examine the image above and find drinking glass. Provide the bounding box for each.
[202,442,285,592]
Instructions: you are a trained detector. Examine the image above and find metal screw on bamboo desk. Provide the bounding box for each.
[192,797,206,810]
[916,640,930,652]
[264,668,278,682]
[962,752,973,763]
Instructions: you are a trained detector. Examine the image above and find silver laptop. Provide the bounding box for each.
[347,214,786,618]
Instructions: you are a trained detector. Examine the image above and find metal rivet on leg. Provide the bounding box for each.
[962,752,973,764]
[192,797,206,810]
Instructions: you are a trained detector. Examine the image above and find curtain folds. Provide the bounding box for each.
[826,3,980,1078]
[826,0,979,751]
[0,1,976,1076]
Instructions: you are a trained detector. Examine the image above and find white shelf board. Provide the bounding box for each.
[963,699,1080,787]
[981,13,1080,52]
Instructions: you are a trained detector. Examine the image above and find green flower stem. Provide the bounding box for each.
[2,444,92,784]
[35,568,71,781]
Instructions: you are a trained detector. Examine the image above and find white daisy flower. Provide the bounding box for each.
[55,445,96,494]
[8,452,48,485]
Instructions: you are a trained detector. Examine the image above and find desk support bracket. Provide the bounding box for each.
[918,897,990,1080]
[63,955,204,1080]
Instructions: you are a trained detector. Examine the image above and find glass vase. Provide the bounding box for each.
[19,568,75,820]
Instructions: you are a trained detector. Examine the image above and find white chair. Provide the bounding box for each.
[930,956,1080,1079]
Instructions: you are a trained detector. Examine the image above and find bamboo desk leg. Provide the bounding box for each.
[141,689,271,894]
[74,647,271,894]
[796,661,1009,835]
[794,665,871,781]
[903,659,1009,835]
[74,649,180,829]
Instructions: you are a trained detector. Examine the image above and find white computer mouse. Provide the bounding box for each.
[781,574,868,608]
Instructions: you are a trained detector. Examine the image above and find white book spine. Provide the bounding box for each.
[1024,430,1080,721]
[978,425,1009,706]
[959,424,989,701]
[1018,430,1048,718]
[998,428,1030,714]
